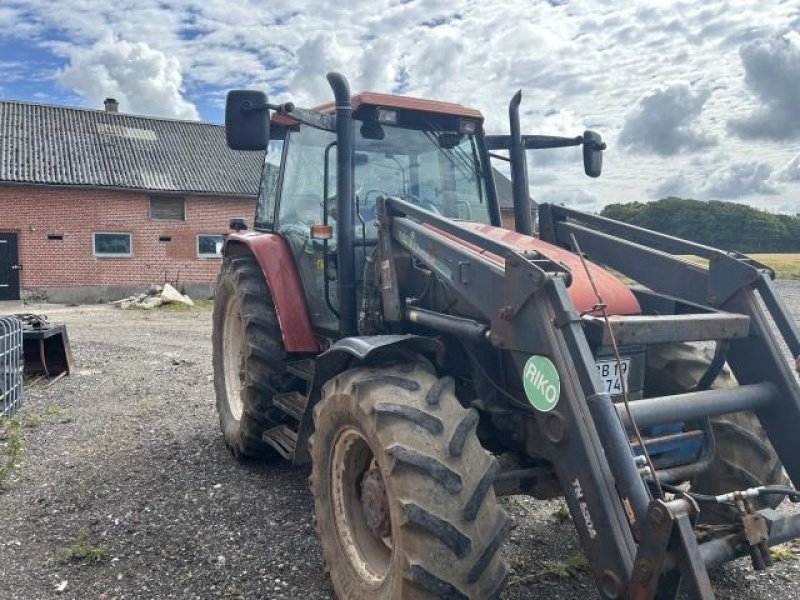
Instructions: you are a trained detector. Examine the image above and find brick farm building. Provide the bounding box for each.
[0,98,265,302]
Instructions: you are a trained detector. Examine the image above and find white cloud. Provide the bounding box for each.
[56,35,198,120]
[650,161,779,200]
[729,31,800,140]
[652,173,693,199]
[773,153,800,182]
[701,162,778,199]
[3,0,800,213]
[618,82,715,156]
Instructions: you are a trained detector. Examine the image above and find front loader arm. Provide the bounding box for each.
[377,196,800,599]
[378,196,648,597]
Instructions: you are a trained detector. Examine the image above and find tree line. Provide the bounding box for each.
[599,197,800,253]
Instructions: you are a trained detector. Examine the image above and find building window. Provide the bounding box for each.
[93,232,132,257]
[47,233,64,241]
[197,234,224,258]
[158,235,172,242]
[150,196,185,221]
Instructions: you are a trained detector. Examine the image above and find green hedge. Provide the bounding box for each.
[599,198,800,253]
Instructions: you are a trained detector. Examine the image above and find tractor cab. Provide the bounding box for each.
[228,90,501,335]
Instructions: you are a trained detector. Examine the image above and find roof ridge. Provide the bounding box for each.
[0,97,223,127]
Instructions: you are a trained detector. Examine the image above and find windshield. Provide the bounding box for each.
[353,124,491,233]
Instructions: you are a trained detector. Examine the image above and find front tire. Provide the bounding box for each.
[212,254,291,459]
[309,360,509,600]
[645,343,789,522]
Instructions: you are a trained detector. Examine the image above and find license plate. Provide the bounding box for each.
[595,358,631,395]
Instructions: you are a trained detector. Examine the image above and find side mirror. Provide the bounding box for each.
[225,90,269,151]
[582,130,605,178]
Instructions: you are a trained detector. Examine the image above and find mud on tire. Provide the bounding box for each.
[212,254,292,459]
[309,360,509,600]
[646,342,790,523]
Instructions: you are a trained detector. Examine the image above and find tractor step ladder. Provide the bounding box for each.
[262,425,298,460]
[286,359,315,382]
[263,359,315,459]
[273,391,307,421]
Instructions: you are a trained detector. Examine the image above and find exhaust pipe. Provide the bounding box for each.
[509,91,534,236]
[327,72,357,337]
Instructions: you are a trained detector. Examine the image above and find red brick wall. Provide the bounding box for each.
[0,184,255,289]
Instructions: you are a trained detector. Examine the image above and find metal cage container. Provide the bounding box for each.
[0,316,23,417]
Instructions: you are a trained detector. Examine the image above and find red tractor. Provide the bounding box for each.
[213,72,800,599]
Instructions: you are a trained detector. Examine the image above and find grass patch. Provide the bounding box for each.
[0,418,23,485]
[223,586,245,599]
[75,476,89,504]
[45,405,64,417]
[55,527,108,564]
[753,254,800,279]
[770,544,799,562]
[44,405,71,423]
[509,554,588,586]
[21,413,41,428]
[137,395,156,407]
[678,253,800,279]
[551,503,571,522]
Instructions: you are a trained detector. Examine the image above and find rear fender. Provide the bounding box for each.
[294,334,443,464]
[224,233,318,352]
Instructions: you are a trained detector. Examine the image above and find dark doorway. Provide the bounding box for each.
[0,232,20,301]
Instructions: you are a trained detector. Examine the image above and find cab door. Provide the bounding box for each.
[275,126,340,334]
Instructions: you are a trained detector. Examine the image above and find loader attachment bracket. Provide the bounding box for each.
[630,497,714,600]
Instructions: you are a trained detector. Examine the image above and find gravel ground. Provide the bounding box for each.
[0,280,798,600]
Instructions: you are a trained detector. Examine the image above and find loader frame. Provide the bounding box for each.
[374,195,800,599]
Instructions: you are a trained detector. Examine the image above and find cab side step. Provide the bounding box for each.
[273,391,307,421]
[286,359,314,382]
[262,425,298,460]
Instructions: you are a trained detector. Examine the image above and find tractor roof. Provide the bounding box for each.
[272,91,482,126]
[319,92,483,119]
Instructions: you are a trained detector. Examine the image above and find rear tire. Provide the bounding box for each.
[309,360,509,599]
[645,343,789,523]
[212,254,291,459]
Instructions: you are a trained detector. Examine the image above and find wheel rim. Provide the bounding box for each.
[331,427,393,587]
[223,294,246,421]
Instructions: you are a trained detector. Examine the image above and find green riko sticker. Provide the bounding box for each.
[522,355,561,412]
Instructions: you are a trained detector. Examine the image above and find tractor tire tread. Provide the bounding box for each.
[212,253,295,460]
[309,361,508,599]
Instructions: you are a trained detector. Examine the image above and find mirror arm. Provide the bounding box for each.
[523,135,581,149]
[486,134,599,151]
[281,104,336,132]
[241,99,337,132]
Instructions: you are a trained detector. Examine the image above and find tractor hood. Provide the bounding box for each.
[460,223,641,316]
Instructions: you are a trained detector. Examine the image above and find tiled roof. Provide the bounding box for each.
[0,100,265,197]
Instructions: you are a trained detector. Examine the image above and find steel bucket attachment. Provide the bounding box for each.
[16,314,73,380]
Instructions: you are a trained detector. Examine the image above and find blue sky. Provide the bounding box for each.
[1,0,799,213]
